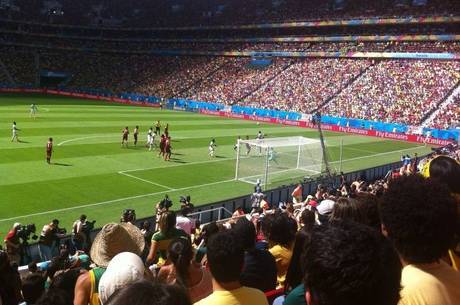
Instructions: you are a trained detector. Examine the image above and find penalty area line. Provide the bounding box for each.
[0,178,237,223]
[118,171,175,190]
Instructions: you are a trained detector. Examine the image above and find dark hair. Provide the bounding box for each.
[303,221,401,305]
[300,208,316,231]
[285,227,312,293]
[233,217,256,251]
[429,156,460,194]
[28,262,38,273]
[22,273,46,304]
[267,212,296,248]
[35,288,73,305]
[168,238,193,286]
[80,214,87,221]
[50,269,83,302]
[355,193,381,230]
[105,280,191,305]
[159,211,177,234]
[0,251,23,305]
[201,222,219,245]
[207,231,244,283]
[330,197,365,224]
[380,175,457,264]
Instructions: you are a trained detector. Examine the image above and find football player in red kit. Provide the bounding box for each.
[122,127,129,147]
[46,138,53,164]
[164,136,172,161]
[158,134,166,158]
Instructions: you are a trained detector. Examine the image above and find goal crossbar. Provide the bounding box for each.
[238,136,320,148]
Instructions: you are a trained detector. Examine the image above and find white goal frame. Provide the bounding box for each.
[235,136,323,187]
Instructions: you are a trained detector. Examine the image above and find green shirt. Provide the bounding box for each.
[152,228,188,259]
[283,284,306,305]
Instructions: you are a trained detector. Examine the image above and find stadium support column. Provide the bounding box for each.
[235,139,241,180]
[296,137,301,169]
[315,112,333,179]
[264,146,269,189]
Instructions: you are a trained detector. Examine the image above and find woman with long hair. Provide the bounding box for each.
[157,238,212,303]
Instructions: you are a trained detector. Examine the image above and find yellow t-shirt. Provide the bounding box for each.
[269,244,293,289]
[193,286,268,305]
[399,262,460,305]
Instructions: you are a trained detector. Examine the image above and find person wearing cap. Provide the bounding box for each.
[3,223,22,265]
[98,252,150,305]
[74,223,144,305]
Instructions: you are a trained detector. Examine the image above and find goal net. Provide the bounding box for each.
[235,136,323,187]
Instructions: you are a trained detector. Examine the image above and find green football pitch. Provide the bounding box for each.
[0,93,432,235]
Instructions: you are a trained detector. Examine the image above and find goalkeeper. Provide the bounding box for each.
[268,147,278,164]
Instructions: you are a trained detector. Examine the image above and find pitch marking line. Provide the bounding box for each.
[0,145,426,223]
[57,135,116,146]
[0,178,237,223]
[118,171,175,190]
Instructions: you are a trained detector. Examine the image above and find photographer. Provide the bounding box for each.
[121,209,136,224]
[38,219,66,262]
[72,215,95,252]
[3,223,21,265]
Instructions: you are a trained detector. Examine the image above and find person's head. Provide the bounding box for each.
[49,137,53,142]
[99,252,148,304]
[207,231,244,283]
[426,156,460,194]
[22,273,46,304]
[13,121,16,125]
[142,221,150,231]
[28,262,38,273]
[52,219,59,226]
[330,197,365,224]
[179,207,190,217]
[303,221,401,305]
[380,175,457,264]
[80,214,87,222]
[158,211,177,233]
[35,288,73,305]
[267,212,296,248]
[233,217,256,251]
[355,193,381,230]
[201,222,219,245]
[167,238,193,286]
[136,125,139,129]
[300,208,316,231]
[90,223,145,268]
[285,227,313,292]
[49,268,82,302]
[105,280,191,305]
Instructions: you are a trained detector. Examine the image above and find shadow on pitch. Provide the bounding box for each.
[170,158,186,163]
[52,162,73,167]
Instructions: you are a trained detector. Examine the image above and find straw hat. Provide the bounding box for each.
[90,223,145,267]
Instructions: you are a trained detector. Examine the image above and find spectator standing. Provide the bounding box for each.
[3,223,21,265]
[0,250,23,305]
[176,207,196,235]
[380,175,460,305]
[157,238,213,303]
[233,217,277,292]
[194,230,268,305]
[72,215,88,251]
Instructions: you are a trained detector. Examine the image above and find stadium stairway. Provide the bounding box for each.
[237,59,295,103]
[421,81,460,127]
[314,60,376,115]
[175,59,231,98]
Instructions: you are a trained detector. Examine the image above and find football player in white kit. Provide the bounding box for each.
[30,103,38,119]
[256,130,264,155]
[209,138,217,157]
[147,127,155,151]
[11,121,20,142]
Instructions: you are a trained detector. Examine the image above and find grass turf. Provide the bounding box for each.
[0,93,432,235]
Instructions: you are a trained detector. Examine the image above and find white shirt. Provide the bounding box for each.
[176,216,195,235]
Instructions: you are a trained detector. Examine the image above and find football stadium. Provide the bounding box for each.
[0,1,459,305]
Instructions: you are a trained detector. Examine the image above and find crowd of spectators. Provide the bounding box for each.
[244,58,371,113]
[322,59,460,125]
[1,145,459,305]
[1,46,459,128]
[430,92,460,130]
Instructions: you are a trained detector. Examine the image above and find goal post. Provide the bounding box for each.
[235,136,323,187]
